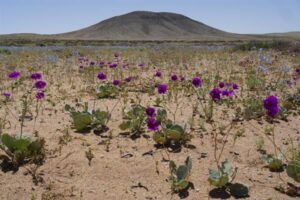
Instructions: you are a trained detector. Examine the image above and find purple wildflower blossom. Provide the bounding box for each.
[233,83,239,90]
[171,74,178,81]
[219,82,225,88]
[146,107,156,117]
[34,80,47,90]
[36,91,45,100]
[125,76,132,82]
[147,118,160,132]
[8,71,20,79]
[192,77,202,88]
[263,95,279,118]
[155,71,162,77]
[157,84,167,94]
[97,72,106,80]
[209,88,221,101]
[113,79,120,86]
[30,73,42,80]
[180,75,185,81]
[2,92,11,97]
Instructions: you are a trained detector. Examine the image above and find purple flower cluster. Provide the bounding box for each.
[125,76,132,82]
[36,91,45,100]
[209,88,222,101]
[192,77,202,88]
[30,73,42,80]
[296,67,300,74]
[97,72,106,80]
[146,107,156,117]
[147,118,160,132]
[171,74,178,81]
[263,95,279,118]
[34,80,47,90]
[157,84,167,94]
[2,92,11,98]
[145,107,160,131]
[155,71,162,77]
[8,71,20,79]
[113,79,120,86]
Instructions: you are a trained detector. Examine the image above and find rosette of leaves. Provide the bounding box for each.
[169,156,192,193]
[260,154,284,172]
[208,160,249,198]
[0,134,45,167]
[65,104,110,133]
[153,109,192,147]
[119,104,146,138]
[96,83,118,99]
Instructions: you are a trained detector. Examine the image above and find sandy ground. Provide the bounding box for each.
[0,47,299,200]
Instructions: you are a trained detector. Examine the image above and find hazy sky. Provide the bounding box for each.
[0,0,300,34]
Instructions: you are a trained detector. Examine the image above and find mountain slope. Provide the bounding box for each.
[55,11,243,41]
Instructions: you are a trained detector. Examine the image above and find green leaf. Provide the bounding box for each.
[287,160,300,182]
[1,134,16,152]
[119,121,131,130]
[165,125,184,141]
[185,156,192,172]
[176,165,189,180]
[208,169,229,187]
[153,132,166,144]
[176,180,189,191]
[73,113,92,131]
[169,161,177,174]
[229,183,249,198]
[221,160,232,174]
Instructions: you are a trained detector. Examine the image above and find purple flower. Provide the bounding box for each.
[138,63,144,68]
[147,118,160,132]
[36,91,45,100]
[146,107,155,117]
[2,92,11,97]
[155,71,162,77]
[263,95,279,118]
[171,74,178,81]
[222,89,229,97]
[192,77,202,88]
[209,88,221,101]
[228,90,235,97]
[125,76,132,82]
[8,71,20,79]
[109,63,118,68]
[99,61,105,66]
[180,75,185,81]
[157,84,167,94]
[30,73,42,80]
[113,79,120,86]
[296,67,300,74]
[219,82,225,88]
[114,52,119,58]
[226,82,232,87]
[90,61,95,66]
[79,65,84,69]
[34,81,47,90]
[97,72,106,80]
[233,83,239,90]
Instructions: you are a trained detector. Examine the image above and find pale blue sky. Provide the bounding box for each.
[0,0,299,34]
